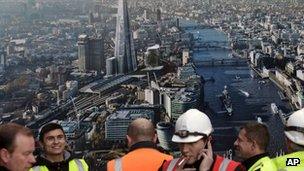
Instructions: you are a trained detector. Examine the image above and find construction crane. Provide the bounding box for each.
[70,97,81,129]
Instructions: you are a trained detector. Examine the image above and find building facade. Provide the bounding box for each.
[114,0,137,74]
[78,34,105,73]
[105,109,154,140]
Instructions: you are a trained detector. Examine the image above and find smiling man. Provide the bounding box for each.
[31,122,88,171]
[234,122,276,171]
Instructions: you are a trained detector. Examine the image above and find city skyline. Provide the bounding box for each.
[0,0,304,169]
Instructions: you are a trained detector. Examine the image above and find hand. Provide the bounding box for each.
[174,157,195,171]
[198,140,213,171]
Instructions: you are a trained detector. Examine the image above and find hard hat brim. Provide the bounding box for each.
[172,135,204,143]
[285,131,304,146]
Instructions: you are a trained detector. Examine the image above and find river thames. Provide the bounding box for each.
[182,20,291,157]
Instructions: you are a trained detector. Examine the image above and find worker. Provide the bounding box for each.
[161,109,245,171]
[31,122,88,171]
[105,118,173,171]
[234,122,276,171]
[272,108,304,171]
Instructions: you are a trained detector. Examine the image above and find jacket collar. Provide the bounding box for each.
[129,141,157,152]
[242,153,268,170]
[40,150,71,161]
[0,165,9,171]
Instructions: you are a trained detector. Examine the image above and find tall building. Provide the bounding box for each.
[156,9,161,22]
[182,49,190,66]
[114,0,137,74]
[145,88,160,105]
[145,44,160,67]
[106,57,117,76]
[78,35,89,72]
[78,34,105,73]
[0,48,6,69]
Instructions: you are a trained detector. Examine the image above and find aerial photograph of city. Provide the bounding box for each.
[0,0,304,170]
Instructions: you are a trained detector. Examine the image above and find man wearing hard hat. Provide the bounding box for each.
[272,108,304,171]
[161,109,245,171]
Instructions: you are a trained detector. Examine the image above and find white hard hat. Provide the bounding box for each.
[172,109,213,143]
[284,108,304,146]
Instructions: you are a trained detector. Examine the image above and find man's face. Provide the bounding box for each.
[3,134,36,171]
[41,129,66,156]
[234,129,253,159]
[179,138,207,165]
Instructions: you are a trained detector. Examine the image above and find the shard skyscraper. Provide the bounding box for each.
[114,0,137,74]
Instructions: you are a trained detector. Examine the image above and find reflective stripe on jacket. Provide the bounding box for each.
[248,156,277,171]
[30,159,88,171]
[272,151,304,171]
[107,148,173,171]
[162,155,241,171]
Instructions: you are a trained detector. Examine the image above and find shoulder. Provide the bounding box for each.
[71,158,89,169]
[154,149,173,160]
[160,158,182,171]
[214,155,243,171]
[105,158,117,171]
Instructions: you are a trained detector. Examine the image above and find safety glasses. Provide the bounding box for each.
[174,130,208,138]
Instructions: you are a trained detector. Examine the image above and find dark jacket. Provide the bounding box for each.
[0,166,9,171]
[33,151,76,171]
[242,153,269,170]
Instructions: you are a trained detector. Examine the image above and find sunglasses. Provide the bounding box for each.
[174,130,208,138]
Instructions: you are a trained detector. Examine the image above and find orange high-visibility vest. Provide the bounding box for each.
[107,148,173,171]
[162,155,242,171]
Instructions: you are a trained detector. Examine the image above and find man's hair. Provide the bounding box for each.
[0,123,33,152]
[127,118,155,142]
[39,122,65,142]
[241,122,270,151]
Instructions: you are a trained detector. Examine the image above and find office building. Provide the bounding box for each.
[182,49,190,66]
[106,57,117,76]
[105,109,154,140]
[145,44,160,67]
[78,34,105,73]
[0,48,6,69]
[156,9,161,22]
[145,88,160,105]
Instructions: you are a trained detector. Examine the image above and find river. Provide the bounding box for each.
[181,20,291,156]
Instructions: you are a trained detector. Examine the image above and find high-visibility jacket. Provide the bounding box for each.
[248,156,277,171]
[272,151,304,171]
[30,159,88,171]
[107,148,173,171]
[162,155,242,171]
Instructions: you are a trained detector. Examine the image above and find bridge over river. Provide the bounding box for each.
[194,58,248,67]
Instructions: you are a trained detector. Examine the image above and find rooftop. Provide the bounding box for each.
[107,109,154,120]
